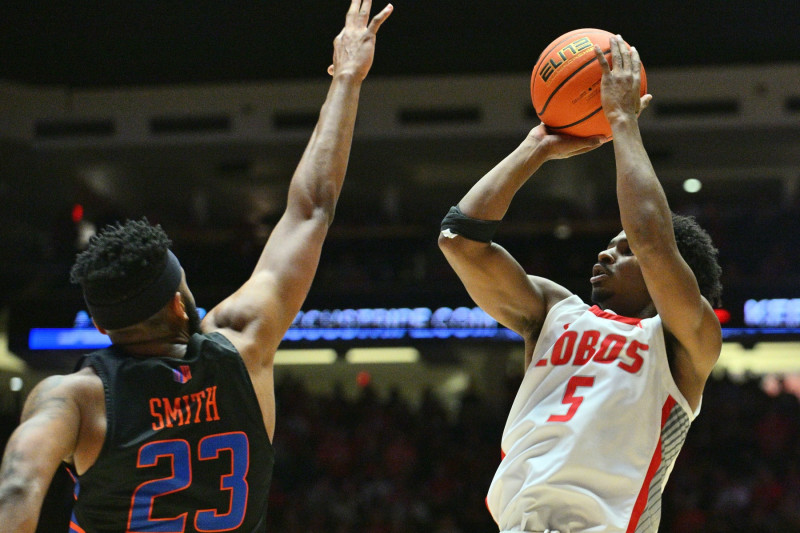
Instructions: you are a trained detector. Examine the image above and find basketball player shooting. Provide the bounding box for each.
[0,1,392,531]
[439,35,722,532]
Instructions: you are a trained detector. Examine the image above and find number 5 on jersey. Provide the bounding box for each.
[547,376,595,422]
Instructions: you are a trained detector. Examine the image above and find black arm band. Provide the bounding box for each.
[440,205,501,243]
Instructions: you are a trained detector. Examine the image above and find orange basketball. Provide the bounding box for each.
[531,28,647,138]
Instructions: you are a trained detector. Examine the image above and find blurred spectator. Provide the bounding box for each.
[1,366,799,531]
[261,371,800,532]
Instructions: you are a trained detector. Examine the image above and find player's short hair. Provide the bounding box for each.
[70,218,181,329]
[671,212,723,307]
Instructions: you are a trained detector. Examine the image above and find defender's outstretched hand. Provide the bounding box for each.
[327,0,393,80]
[594,35,652,124]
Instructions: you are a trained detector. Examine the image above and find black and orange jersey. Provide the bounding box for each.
[70,332,273,533]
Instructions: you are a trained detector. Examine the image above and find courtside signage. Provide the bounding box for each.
[26,301,800,350]
[28,306,520,350]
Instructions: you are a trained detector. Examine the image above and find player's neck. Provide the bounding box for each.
[115,338,189,359]
[110,328,190,358]
[598,300,656,319]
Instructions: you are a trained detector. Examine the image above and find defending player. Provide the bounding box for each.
[438,36,722,532]
[0,1,392,531]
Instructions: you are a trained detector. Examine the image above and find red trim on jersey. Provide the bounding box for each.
[65,466,79,501]
[626,396,676,533]
[588,306,643,327]
[69,520,87,533]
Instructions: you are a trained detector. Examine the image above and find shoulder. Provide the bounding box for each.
[21,368,102,430]
[61,368,104,412]
[71,366,103,391]
[524,293,586,367]
[539,291,587,325]
[524,275,575,331]
[528,275,574,304]
[27,368,101,404]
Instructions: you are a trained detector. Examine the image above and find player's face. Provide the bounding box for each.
[590,231,654,318]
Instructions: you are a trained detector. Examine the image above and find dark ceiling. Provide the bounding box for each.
[2,1,799,87]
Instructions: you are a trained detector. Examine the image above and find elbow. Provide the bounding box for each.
[289,178,339,226]
[311,182,339,226]
[438,230,462,255]
[437,231,452,251]
[624,203,673,244]
[438,231,464,265]
[313,203,337,228]
[620,185,670,227]
[291,195,337,228]
[438,231,487,261]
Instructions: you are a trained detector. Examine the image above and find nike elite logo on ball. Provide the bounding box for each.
[531,28,647,138]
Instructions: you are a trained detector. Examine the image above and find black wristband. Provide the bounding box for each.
[440,205,501,243]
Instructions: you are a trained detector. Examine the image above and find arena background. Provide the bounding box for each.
[1,1,800,531]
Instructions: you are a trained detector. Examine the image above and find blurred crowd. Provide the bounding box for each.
[2,161,799,531]
[4,185,800,326]
[1,349,799,532]
[264,372,800,533]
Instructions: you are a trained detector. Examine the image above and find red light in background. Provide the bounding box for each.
[71,204,84,223]
[356,371,371,388]
[714,308,731,324]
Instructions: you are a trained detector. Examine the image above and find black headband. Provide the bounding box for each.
[85,250,183,330]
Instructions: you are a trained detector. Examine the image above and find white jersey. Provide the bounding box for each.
[487,295,698,533]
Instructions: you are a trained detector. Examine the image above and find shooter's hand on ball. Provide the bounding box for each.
[524,123,606,162]
[595,35,652,124]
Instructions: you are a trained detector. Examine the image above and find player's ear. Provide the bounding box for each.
[169,292,187,320]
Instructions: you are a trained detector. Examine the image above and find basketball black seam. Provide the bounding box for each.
[533,31,591,112]
[537,47,610,117]
[547,105,604,130]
